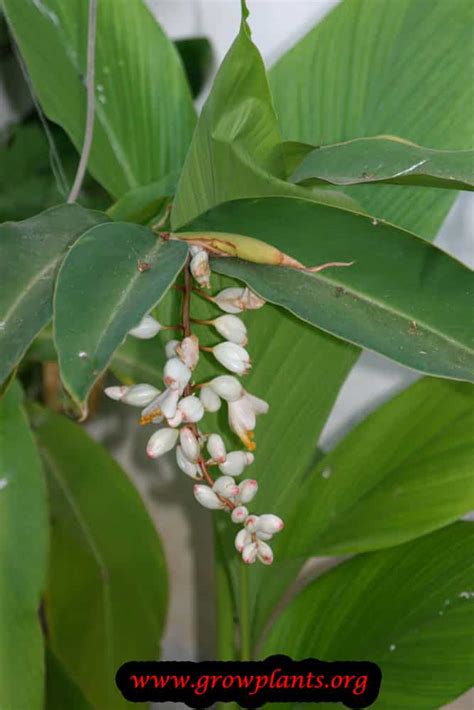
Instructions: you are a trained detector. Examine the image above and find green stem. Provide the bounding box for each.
[239,562,251,661]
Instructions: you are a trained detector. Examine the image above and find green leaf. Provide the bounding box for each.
[0,382,48,710]
[54,222,188,407]
[175,38,213,98]
[45,647,92,710]
[29,404,168,710]
[188,196,474,381]
[106,173,177,225]
[0,204,108,387]
[288,136,474,191]
[4,0,196,198]
[172,11,359,230]
[270,0,474,238]
[262,523,474,709]
[280,378,474,558]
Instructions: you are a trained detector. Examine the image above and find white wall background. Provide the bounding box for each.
[0,2,472,707]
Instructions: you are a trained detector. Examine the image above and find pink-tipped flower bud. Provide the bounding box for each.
[212,476,239,498]
[176,335,199,370]
[231,506,249,524]
[213,342,251,376]
[209,375,243,402]
[256,540,273,565]
[235,528,251,552]
[199,385,221,412]
[244,515,260,533]
[242,542,258,564]
[212,315,248,346]
[190,249,211,289]
[176,445,201,479]
[179,427,200,462]
[146,428,179,459]
[219,451,252,477]
[128,313,162,339]
[207,434,226,464]
[238,479,258,504]
[257,514,284,535]
[193,484,226,510]
[177,395,204,423]
[163,357,191,391]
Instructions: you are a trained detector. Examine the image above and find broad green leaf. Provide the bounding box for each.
[262,523,474,709]
[4,0,196,198]
[0,382,48,710]
[46,647,92,710]
[175,37,213,98]
[106,172,178,225]
[187,196,474,381]
[54,222,188,406]
[29,404,168,710]
[270,0,474,238]
[280,378,474,558]
[0,204,108,387]
[172,10,358,230]
[288,137,474,191]
[188,274,358,646]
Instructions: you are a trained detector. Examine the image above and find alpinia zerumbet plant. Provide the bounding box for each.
[105,245,284,565]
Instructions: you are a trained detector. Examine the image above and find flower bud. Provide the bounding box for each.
[207,434,226,464]
[219,451,251,477]
[176,445,201,479]
[176,335,199,370]
[179,426,200,462]
[213,476,239,498]
[193,484,226,510]
[231,505,248,524]
[177,395,204,423]
[212,315,247,346]
[256,540,273,565]
[235,528,251,552]
[146,428,179,459]
[238,479,258,504]
[121,384,160,406]
[164,357,191,391]
[241,287,265,310]
[256,530,273,541]
[242,542,258,564]
[104,385,128,401]
[129,314,162,339]
[209,375,242,402]
[165,339,179,358]
[190,249,211,289]
[213,342,251,376]
[167,411,183,427]
[213,287,246,314]
[257,514,284,534]
[199,385,221,412]
[244,515,260,533]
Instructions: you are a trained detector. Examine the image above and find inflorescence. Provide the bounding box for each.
[105,246,283,565]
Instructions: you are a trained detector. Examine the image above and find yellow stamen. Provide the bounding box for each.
[241,431,256,451]
[139,408,162,425]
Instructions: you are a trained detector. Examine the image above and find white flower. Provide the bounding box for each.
[128,314,162,339]
[235,528,251,552]
[244,515,260,533]
[213,287,247,314]
[105,384,160,406]
[241,287,265,310]
[235,527,274,564]
[218,451,253,477]
[213,342,251,376]
[146,428,179,459]
[212,476,239,498]
[179,426,200,462]
[256,540,273,565]
[237,479,258,504]
[209,375,242,402]
[140,388,179,425]
[190,249,211,289]
[242,542,258,564]
[228,391,269,450]
[231,505,248,523]
[163,357,192,391]
[176,445,201,479]
[176,335,199,370]
[199,385,221,412]
[258,514,284,535]
[212,315,247,346]
[165,339,179,358]
[207,433,226,463]
[177,395,204,423]
[193,484,226,510]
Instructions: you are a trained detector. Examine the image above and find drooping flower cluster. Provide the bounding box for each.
[105,247,283,564]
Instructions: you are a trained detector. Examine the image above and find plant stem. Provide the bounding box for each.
[239,563,251,661]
